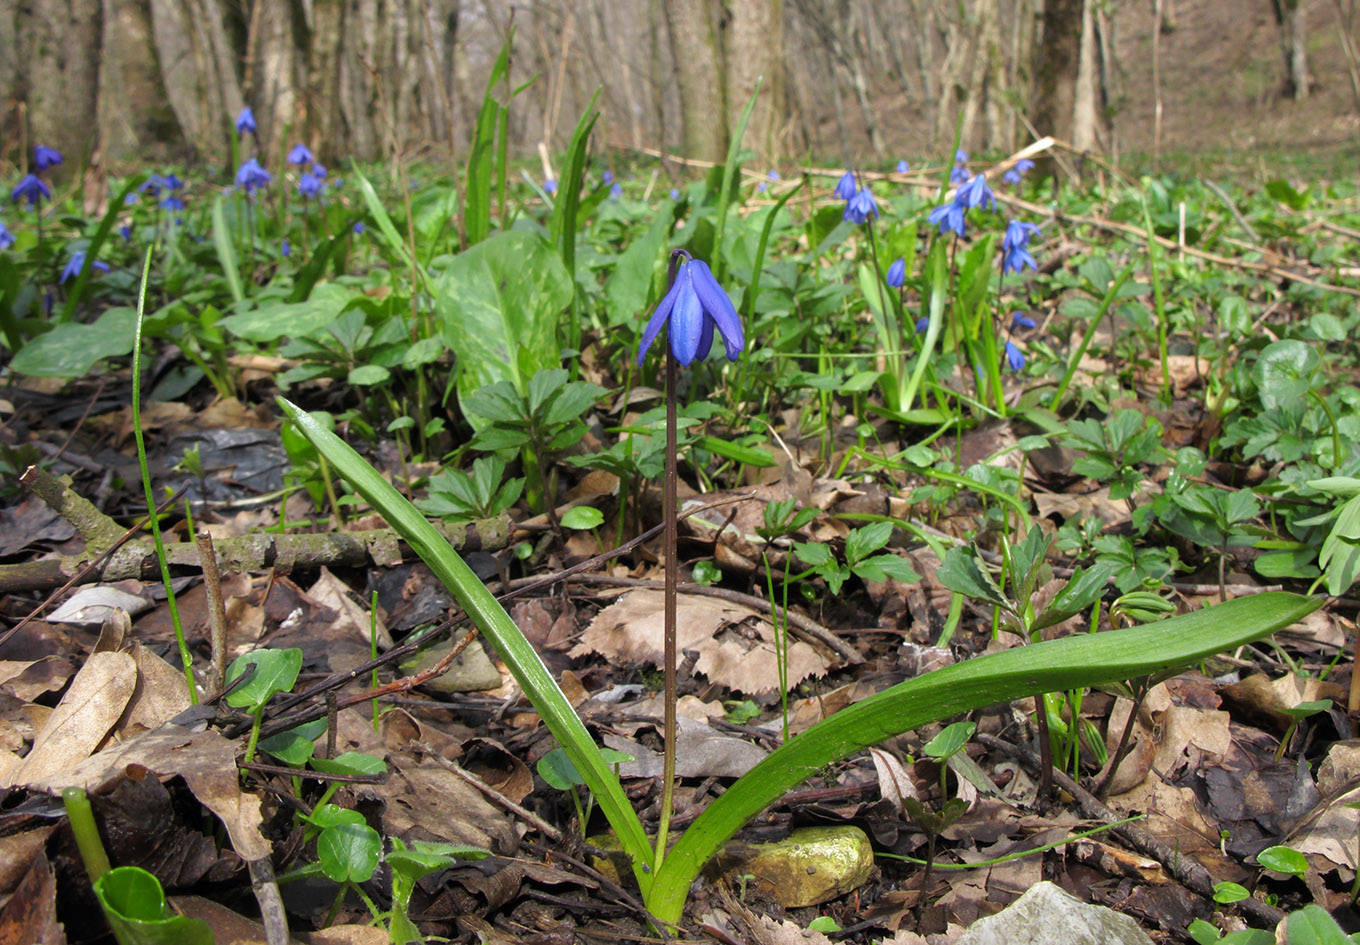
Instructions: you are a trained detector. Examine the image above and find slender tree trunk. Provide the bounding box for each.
[21,0,104,166]
[1271,0,1312,100]
[663,0,725,161]
[1031,0,1081,144]
[1071,0,1100,151]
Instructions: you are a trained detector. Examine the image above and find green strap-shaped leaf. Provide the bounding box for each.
[276,397,655,894]
[646,591,1320,923]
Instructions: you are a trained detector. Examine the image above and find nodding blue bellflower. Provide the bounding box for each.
[1002,220,1041,274]
[236,158,272,195]
[1004,341,1026,373]
[60,251,110,284]
[1010,311,1037,330]
[954,149,969,164]
[236,107,257,136]
[158,195,185,212]
[928,201,966,238]
[886,258,906,288]
[637,254,744,367]
[311,163,327,179]
[949,164,971,185]
[0,221,14,249]
[297,173,323,199]
[957,174,995,211]
[543,178,557,194]
[282,239,291,258]
[11,174,51,208]
[834,171,857,201]
[610,182,623,198]
[34,146,62,172]
[915,317,930,334]
[843,188,879,224]
[287,144,315,166]
[757,182,767,193]
[768,169,780,181]
[896,160,910,174]
[602,171,613,185]
[669,188,680,200]
[353,221,365,234]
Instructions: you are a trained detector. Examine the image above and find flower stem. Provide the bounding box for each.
[655,349,679,870]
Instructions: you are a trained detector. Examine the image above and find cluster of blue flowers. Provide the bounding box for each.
[5,145,65,248]
[835,170,879,225]
[949,149,970,185]
[1003,158,1035,187]
[928,172,996,239]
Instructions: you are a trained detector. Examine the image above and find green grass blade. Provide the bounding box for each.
[350,165,423,288]
[464,35,511,246]
[712,76,762,284]
[60,175,144,323]
[646,591,1321,923]
[1051,263,1134,408]
[745,178,805,320]
[275,397,655,892]
[548,88,601,365]
[212,197,245,305]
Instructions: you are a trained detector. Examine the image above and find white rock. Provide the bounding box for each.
[957,880,1152,945]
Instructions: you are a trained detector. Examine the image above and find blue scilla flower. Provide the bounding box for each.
[236,158,271,194]
[1002,220,1041,273]
[915,317,930,334]
[165,173,183,190]
[11,174,50,208]
[834,170,857,200]
[669,188,680,200]
[35,146,62,172]
[298,173,323,199]
[118,224,131,242]
[886,258,906,288]
[928,201,966,238]
[843,188,879,224]
[637,255,744,367]
[282,239,291,258]
[543,178,557,194]
[159,195,185,212]
[60,250,110,284]
[957,174,995,211]
[1004,341,1025,372]
[602,170,613,185]
[312,163,327,179]
[757,182,767,194]
[236,107,256,136]
[1010,310,1036,330]
[288,144,314,166]
[768,169,780,181]
[896,159,909,174]
[1003,168,1022,186]
[610,182,622,198]
[949,165,970,185]
[0,221,13,249]
[954,148,969,164]
[1003,158,1036,187]
[353,221,365,234]
[139,174,168,196]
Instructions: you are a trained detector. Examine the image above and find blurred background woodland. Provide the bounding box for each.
[2,0,1358,175]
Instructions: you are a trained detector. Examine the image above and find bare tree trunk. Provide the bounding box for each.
[20,0,104,166]
[1271,0,1312,100]
[97,0,170,165]
[663,0,725,161]
[727,0,784,161]
[1071,0,1100,151]
[1031,0,1081,144]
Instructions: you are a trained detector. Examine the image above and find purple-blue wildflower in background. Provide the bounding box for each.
[768,169,780,181]
[957,174,995,211]
[138,175,168,198]
[670,188,680,200]
[236,107,256,136]
[757,182,767,193]
[287,144,315,166]
[282,239,291,258]
[353,221,365,234]
[915,317,930,334]
[949,165,970,185]
[35,146,62,172]
[60,251,110,284]
[165,173,183,191]
[1010,311,1037,330]
[298,174,323,199]
[1001,220,1041,273]
[610,182,623,199]
[1004,341,1025,372]
[843,188,879,224]
[11,174,50,208]
[928,201,966,238]
[834,171,857,200]
[159,195,185,212]
[118,224,131,242]
[0,222,14,249]
[312,163,327,179]
[602,171,613,185]
[543,178,557,194]
[637,255,744,367]
[896,160,909,174]
[886,258,906,288]
[1003,158,1036,186]
[955,149,969,164]
[236,158,271,195]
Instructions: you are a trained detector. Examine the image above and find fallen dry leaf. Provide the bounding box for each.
[603,715,768,779]
[5,650,137,787]
[570,589,829,695]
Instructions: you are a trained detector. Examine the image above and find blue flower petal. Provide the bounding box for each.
[637,274,683,366]
[688,260,744,361]
[668,268,705,365]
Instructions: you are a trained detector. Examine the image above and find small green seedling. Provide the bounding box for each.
[1257,843,1309,879]
[538,746,635,838]
[225,648,303,764]
[1275,699,1332,760]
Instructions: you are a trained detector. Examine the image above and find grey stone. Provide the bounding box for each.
[957,881,1153,945]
